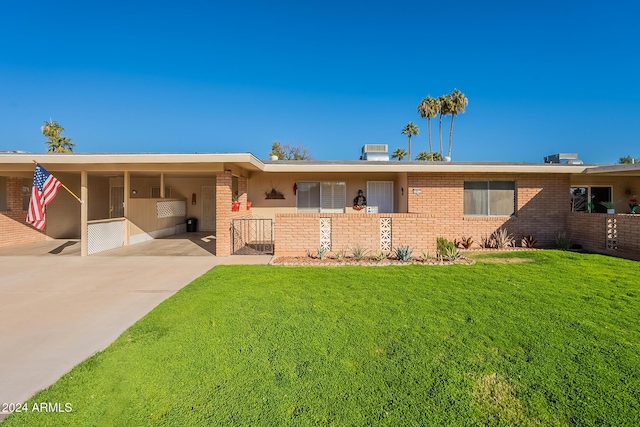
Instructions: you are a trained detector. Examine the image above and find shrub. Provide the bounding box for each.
[492,228,514,249]
[317,247,327,260]
[334,250,345,261]
[437,237,460,261]
[522,235,537,248]
[555,233,572,251]
[350,243,370,261]
[420,250,430,262]
[394,245,413,262]
[480,234,495,249]
[454,236,474,249]
[371,251,388,261]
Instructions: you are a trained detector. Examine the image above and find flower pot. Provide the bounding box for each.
[607,208,615,214]
[246,202,252,210]
[232,201,241,212]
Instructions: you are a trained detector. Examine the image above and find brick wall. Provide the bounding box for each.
[0,177,46,248]
[408,172,569,248]
[275,213,436,257]
[567,212,640,260]
[274,172,571,256]
[215,173,251,256]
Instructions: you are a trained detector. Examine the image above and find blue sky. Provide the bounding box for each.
[1,0,638,163]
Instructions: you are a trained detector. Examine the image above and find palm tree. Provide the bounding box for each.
[416,151,443,161]
[391,148,408,161]
[417,96,438,156]
[401,122,419,161]
[438,95,454,157]
[446,89,468,159]
[42,119,75,153]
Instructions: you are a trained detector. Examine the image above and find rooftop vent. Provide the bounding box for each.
[544,153,583,165]
[360,144,389,161]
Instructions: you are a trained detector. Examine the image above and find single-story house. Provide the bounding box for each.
[1,151,639,259]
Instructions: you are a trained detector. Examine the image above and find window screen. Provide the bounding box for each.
[296,182,321,213]
[464,181,515,216]
[296,182,345,213]
[367,181,394,213]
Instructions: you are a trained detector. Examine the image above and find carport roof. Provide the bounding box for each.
[0,152,622,174]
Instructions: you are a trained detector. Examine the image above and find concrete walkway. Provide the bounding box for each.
[0,253,271,418]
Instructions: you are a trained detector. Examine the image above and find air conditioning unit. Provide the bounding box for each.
[544,153,583,164]
[360,144,389,161]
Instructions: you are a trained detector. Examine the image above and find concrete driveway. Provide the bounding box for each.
[0,251,271,418]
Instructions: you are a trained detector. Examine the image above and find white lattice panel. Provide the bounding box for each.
[157,200,186,218]
[320,218,332,251]
[88,220,125,255]
[380,217,392,251]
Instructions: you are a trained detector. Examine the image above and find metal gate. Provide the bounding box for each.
[231,218,274,255]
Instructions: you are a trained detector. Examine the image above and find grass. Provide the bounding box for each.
[4,251,640,426]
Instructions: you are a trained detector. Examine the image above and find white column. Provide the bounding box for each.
[81,171,88,257]
[124,171,130,245]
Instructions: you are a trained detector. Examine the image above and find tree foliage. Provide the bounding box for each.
[269,141,312,160]
[401,122,419,161]
[417,96,439,156]
[417,90,467,158]
[415,151,443,161]
[619,155,639,164]
[391,148,408,161]
[42,119,75,153]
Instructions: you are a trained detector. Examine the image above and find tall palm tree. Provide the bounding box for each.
[446,89,468,159]
[42,119,75,153]
[438,95,453,157]
[417,96,438,156]
[391,148,408,161]
[401,122,419,161]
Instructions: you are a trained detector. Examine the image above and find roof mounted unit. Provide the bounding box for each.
[360,144,389,161]
[544,153,583,165]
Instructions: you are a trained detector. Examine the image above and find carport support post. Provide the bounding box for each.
[81,171,88,257]
[160,173,165,198]
[124,171,130,245]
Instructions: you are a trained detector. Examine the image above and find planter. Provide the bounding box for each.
[232,201,241,212]
[246,202,252,210]
[607,208,615,214]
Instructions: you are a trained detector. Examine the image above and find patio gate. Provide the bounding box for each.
[231,218,274,255]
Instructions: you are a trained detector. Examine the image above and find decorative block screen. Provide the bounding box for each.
[380,217,392,251]
[157,200,186,218]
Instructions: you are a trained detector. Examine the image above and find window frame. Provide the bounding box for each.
[296,181,346,213]
[570,185,613,213]
[463,180,516,217]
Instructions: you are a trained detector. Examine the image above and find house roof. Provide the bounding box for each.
[0,152,627,175]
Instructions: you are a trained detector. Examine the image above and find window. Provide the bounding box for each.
[571,186,612,213]
[296,182,346,213]
[22,179,31,211]
[150,186,171,198]
[464,181,515,216]
[367,181,394,213]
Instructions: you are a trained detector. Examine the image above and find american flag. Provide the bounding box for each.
[26,163,62,230]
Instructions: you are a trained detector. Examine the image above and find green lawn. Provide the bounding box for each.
[4,251,640,426]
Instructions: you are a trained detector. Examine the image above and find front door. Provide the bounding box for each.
[110,186,124,218]
[201,185,216,231]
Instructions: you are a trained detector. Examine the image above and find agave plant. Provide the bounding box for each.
[492,228,514,249]
[522,235,537,249]
[394,245,413,262]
